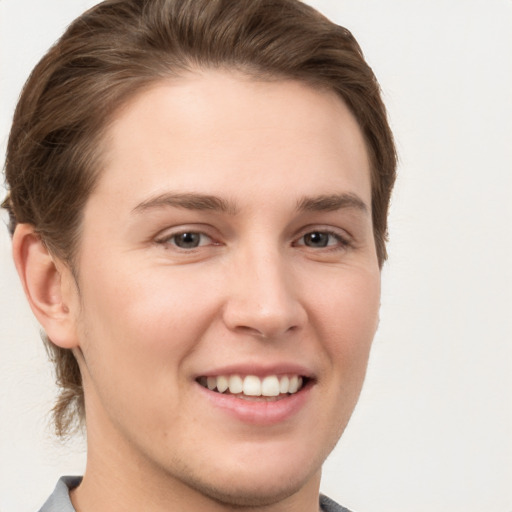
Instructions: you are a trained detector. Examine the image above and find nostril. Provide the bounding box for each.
[238,325,271,338]
[234,323,300,340]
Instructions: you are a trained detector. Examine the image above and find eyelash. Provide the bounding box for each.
[156,231,216,250]
[294,229,351,251]
[155,228,351,252]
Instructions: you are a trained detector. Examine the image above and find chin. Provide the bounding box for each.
[185,468,320,508]
[163,443,325,508]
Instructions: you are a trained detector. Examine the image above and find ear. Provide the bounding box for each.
[12,223,80,349]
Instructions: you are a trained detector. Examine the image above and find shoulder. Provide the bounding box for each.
[38,476,82,512]
[320,494,355,512]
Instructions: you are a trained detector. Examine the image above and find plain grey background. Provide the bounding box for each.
[1,1,511,511]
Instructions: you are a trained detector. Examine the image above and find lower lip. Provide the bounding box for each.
[196,381,313,426]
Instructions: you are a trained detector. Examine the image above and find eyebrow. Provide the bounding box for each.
[132,191,368,216]
[132,192,239,215]
[296,193,369,214]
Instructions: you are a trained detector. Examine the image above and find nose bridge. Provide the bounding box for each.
[222,238,305,338]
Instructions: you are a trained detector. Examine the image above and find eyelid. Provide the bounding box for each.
[154,225,218,247]
[293,226,353,249]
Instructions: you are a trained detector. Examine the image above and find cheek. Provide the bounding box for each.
[79,263,214,344]
[302,269,380,449]
[313,268,380,372]
[73,269,211,427]
[74,263,227,409]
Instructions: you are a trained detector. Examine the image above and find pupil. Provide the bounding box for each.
[305,232,328,247]
[176,233,200,248]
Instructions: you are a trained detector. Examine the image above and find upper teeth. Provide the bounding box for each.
[200,375,304,397]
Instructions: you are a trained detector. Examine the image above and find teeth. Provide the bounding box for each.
[288,375,299,394]
[228,375,243,394]
[199,374,305,397]
[261,376,280,397]
[279,375,289,394]
[243,375,261,396]
[206,376,216,390]
[217,375,229,393]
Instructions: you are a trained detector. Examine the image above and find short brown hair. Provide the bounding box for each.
[2,0,396,437]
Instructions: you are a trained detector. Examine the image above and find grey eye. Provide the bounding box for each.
[172,232,202,249]
[303,232,331,248]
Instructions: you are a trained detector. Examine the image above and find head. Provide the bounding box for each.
[3,0,396,505]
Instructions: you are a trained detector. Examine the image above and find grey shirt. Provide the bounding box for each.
[39,476,354,512]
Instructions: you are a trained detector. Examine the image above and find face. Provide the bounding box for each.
[68,71,380,507]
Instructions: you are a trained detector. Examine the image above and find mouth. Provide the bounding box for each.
[196,374,308,402]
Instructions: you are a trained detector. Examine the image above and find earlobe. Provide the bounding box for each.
[12,224,79,349]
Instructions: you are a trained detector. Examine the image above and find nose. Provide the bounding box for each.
[222,245,307,339]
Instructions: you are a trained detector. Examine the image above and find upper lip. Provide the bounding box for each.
[194,362,315,380]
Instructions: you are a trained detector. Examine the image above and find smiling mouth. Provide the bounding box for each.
[197,374,307,401]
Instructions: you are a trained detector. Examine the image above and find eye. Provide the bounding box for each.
[303,232,332,248]
[159,231,213,249]
[295,230,349,250]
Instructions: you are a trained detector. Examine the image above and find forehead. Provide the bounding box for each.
[94,70,371,209]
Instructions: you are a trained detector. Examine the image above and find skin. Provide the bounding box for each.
[15,70,380,512]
